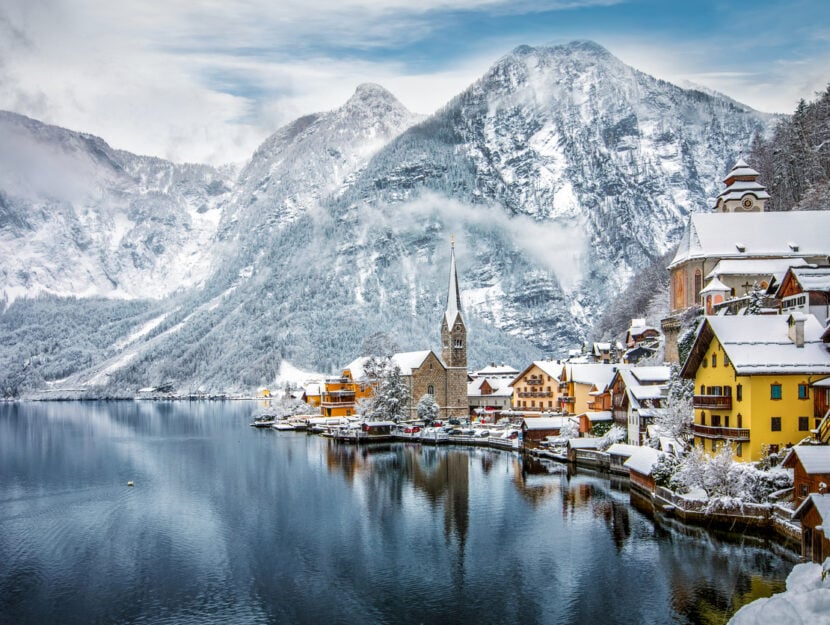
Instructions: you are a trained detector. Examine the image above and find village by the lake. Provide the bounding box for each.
[176,158,830,623]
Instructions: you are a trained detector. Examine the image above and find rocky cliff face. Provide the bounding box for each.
[0,42,777,395]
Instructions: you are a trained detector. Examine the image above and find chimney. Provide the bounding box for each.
[820,481,827,495]
[788,313,805,348]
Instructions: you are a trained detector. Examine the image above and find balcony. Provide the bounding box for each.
[559,396,575,403]
[518,391,552,398]
[693,423,750,441]
[693,395,732,410]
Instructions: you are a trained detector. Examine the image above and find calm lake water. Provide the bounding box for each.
[0,401,796,625]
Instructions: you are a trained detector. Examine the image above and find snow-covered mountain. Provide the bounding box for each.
[0,42,777,396]
[0,111,233,303]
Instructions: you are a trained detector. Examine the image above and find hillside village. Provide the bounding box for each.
[277,157,830,566]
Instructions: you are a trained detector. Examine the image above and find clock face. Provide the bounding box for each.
[742,198,753,209]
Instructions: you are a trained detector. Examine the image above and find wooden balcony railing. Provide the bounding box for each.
[693,395,732,410]
[693,423,749,441]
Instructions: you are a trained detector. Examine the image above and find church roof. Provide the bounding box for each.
[699,276,730,294]
[444,242,463,328]
[669,212,830,269]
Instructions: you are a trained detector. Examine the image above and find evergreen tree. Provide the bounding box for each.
[416,394,440,422]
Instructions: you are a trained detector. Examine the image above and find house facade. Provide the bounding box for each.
[778,265,830,327]
[681,314,830,461]
[510,361,564,413]
[783,446,830,507]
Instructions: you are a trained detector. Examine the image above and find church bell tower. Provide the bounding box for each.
[441,238,468,417]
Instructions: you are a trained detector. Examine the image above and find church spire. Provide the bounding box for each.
[445,236,462,328]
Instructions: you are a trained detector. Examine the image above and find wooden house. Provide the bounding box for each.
[782,445,830,507]
[623,447,663,494]
[793,493,830,564]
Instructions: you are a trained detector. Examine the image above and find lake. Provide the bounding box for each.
[0,401,796,625]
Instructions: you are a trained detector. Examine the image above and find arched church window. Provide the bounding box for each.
[694,270,702,304]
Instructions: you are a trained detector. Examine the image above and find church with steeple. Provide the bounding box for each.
[331,239,470,420]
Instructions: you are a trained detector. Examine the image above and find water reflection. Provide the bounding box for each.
[0,402,796,625]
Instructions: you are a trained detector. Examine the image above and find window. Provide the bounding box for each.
[798,416,809,431]
[454,339,463,348]
[712,414,721,427]
[771,416,782,431]
[724,352,730,367]
[712,354,717,368]
[798,384,809,400]
[737,413,743,428]
[694,270,702,304]
[700,385,705,395]
[770,384,782,400]
[701,412,706,425]
[799,484,808,498]
[702,358,708,368]
[736,384,742,402]
[736,442,742,457]
[427,385,434,396]
[724,415,730,428]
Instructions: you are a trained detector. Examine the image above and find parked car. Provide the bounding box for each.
[475,430,490,438]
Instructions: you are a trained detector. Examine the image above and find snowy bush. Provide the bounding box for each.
[559,420,580,440]
[663,443,793,503]
[598,425,626,450]
[416,394,439,422]
[652,454,680,488]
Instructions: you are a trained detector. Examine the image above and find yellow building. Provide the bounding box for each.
[319,369,374,418]
[510,361,564,413]
[681,313,830,461]
[559,363,618,416]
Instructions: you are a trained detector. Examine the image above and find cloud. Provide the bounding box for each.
[356,192,587,293]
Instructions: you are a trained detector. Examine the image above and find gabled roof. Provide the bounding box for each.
[566,363,618,390]
[345,350,438,380]
[669,212,830,270]
[510,360,564,386]
[630,366,671,384]
[681,314,830,378]
[607,443,642,458]
[783,445,830,474]
[467,377,513,398]
[778,265,830,296]
[700,276,730,295]
[793,492,830,522]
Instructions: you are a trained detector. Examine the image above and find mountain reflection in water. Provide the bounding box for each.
[0,402,795,625]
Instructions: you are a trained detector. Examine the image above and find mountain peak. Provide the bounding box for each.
[348,83,401,106]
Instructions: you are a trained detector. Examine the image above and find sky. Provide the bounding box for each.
[1,0,828,165]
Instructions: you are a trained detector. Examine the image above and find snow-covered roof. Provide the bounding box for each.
[391,351,434,375]
[522,417,569,430]
[624,447,663,476]
[475,364,519,377]
[700,276,730,294]
[706,258,808,281]
[794,493,830,522]
[512,360,564,385]
[784,445,830,474]
[304,383,321,395]
[607,443,641,457]
[345,350,436,380]
[723,158,759,180]
[669,212,830,269]
[566,363,618,389]
[785,266,830,293]
[630,366,671,384]
[593,342,611,353]
[569,438,603,449]
[584,411,613,422]
[467,377,513,397]
[685,314,830,376]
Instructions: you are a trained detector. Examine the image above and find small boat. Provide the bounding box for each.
[250,413,278,428]
[271,419,295,431]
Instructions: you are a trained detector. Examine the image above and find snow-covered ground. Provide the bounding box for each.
[728,558,830,625]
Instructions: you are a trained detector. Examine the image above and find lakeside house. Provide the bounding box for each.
[681,313,830,461]
[793,493,830,564]
[606,365,670,445]
[468,364,517,421]
[783,445,830,507]
[509,360,564,414]
[624,446,664,494]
